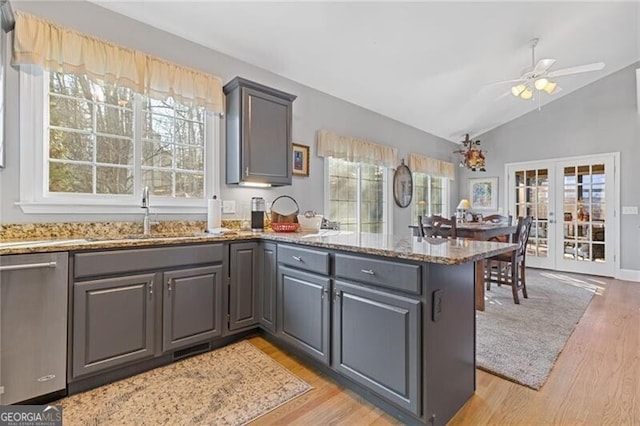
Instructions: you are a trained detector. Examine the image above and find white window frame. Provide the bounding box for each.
[18,66,220,214]
[411,173,450,225]
[323,158,393,234]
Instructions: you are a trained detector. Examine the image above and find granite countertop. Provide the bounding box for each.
[0,229,516,265]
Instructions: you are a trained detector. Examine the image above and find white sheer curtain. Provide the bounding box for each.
[11,11,224,112]
[408,153,455,180]
[316,129,398,168]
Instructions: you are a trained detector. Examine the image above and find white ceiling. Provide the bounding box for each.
[92,1,640,143]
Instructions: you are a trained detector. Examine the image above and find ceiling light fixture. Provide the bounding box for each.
[454,134,486,172]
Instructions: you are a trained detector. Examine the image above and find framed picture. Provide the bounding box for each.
[469,177,498,211]
[292,143,310,176]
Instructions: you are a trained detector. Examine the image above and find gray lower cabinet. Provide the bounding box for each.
[258,242,277,333]
[277,265,331,365]
[227,242,260,332]
[333,280,421,416]
[73,273,157,378]
[163,266,223,352]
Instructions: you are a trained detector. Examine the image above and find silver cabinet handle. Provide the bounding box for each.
[149,278,154,295]
[360,269,375,275]
[0,261,57,272]
[292,256,302,262]
[245,167,250,177]
[167,278,172,294]
[322,287,329,299]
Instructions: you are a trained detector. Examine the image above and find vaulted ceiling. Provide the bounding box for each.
[92,1,640,143]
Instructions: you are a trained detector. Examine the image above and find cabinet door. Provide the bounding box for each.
[333,280,421,416]
[259,242,277,333]
[228,242,260,331]
[278,265,330,365]
[73,273,157,378]
[163,265,223,352]
[242,87,292,185]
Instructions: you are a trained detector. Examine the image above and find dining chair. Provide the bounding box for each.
[485,216,533,304]
[483,214,513,242]
[418,215,457,239]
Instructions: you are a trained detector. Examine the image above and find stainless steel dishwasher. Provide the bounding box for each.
[0,252,68,404]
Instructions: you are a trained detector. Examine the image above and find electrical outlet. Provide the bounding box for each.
[622,206,638,215]
[222,200,236,214]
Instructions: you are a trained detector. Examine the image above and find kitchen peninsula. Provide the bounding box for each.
[0,227,515,425]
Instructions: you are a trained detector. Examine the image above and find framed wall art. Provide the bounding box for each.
[469,177,498,211]
[292,143,310,176]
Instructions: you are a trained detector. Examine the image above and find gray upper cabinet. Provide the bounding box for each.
[224,77,296,186]
[163,265,223,352]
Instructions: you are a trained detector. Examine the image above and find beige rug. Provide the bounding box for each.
[476,269,603,390]
[58,340,312,425]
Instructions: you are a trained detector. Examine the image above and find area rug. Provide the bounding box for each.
[58,340,312,425]
[476,269,602,390]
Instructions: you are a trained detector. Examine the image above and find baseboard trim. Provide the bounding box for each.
[618,269,640,282]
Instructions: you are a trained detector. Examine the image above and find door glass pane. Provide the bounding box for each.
[562,162,606,263]
[513,167,550,260]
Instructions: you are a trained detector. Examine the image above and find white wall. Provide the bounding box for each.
[0,1,459,236]
[458,62,640,272]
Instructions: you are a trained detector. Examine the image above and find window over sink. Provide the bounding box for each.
[18,69,218,214]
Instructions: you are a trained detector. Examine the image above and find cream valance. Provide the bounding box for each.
[316,130,398,168]
[408,153,455,180]
[11,11,224,112]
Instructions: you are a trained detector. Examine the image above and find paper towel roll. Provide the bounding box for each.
[207,197,222,230]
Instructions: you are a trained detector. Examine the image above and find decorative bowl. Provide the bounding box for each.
[271,222,300,233]
[297,215,323,232]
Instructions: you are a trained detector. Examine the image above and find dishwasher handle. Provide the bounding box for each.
[0,261,57,272]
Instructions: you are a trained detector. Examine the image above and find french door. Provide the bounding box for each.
[506,153,617,276]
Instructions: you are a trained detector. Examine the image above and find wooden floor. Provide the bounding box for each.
[248,272,640,425]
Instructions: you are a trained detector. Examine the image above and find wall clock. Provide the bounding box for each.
[393,159,413,208]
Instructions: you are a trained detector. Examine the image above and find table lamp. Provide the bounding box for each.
[457,199,471,223]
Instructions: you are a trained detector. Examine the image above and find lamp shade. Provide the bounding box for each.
[457,199,471,210]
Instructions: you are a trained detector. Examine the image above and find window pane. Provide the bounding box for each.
[49,95,92,130]
[96,136,133,165]
[96,166,133,194]
[96,104,133,137]
[143,141,173,168]
[175,145,204,171]
[327,158,385,233]
[175,172,204,198]
[49,130,93,162]
[49,162,93,193]
[143,169,173,197]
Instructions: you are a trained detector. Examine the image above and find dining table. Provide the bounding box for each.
[410,221,518,311]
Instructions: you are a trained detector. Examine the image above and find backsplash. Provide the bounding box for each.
[0,220,247,240]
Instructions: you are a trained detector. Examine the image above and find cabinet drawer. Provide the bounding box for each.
[278,244,330,275]
[334,253,421,294]
[75,244,223,278]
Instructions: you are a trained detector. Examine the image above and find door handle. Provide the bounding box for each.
[292,255,303,262]
[0,261,57,272]
[167,278,173,294]
[149,278,154,296]
[322,287,329,299]
[360,269,375,275]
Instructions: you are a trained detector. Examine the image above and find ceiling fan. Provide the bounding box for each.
[491,38,605,101]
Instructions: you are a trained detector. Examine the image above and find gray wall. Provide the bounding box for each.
[0,1,459,236]
[458,62,640,271]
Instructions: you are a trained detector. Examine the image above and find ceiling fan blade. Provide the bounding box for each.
[484,77,525,87]
[532,58,556,76]
[547,62,605,78]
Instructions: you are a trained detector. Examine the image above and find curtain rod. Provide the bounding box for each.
[0,0,15,32]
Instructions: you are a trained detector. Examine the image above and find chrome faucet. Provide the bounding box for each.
[142,186,151,235]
